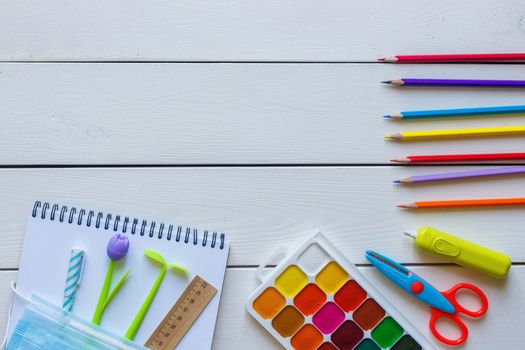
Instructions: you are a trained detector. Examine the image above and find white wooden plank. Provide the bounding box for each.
[0,267,523,349]
[0,167,523,268]
[1,63,525,165]
[1,0,524,61]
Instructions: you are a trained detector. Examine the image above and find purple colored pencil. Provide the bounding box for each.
[383,78,525,88]
[395,166,525,184]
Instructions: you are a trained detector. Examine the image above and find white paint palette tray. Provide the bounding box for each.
[246,232,436,350]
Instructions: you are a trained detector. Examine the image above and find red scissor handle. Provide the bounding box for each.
[429,283,488,346]
[429,309,469,346]
[442,283,488,317]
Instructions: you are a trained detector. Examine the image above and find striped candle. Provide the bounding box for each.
[63,248,85,312]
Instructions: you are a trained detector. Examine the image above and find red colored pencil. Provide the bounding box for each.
[391,152,525,164]
[379,53,525,63]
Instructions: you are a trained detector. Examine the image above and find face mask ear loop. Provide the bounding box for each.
[1,282,30,349]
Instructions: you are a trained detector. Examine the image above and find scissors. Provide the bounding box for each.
[365,250,488,346]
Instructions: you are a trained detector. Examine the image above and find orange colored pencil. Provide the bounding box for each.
[398,197,525,209]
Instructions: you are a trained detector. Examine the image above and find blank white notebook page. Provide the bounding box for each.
[11,207,230,349]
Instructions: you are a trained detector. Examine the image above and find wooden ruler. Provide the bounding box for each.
[145,275,217,350]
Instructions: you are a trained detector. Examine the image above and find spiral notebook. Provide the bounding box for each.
[9,201,230,349]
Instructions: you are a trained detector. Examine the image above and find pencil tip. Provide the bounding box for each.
[381,80,392,84]
[393,180,401,183]
[384,114,402,119]
[377,58,385,62]
[391,157,409,163]
[398,202,416,208]
[381,56,398,63]
[386,133,402,140]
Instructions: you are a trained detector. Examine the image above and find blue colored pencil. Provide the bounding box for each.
[384,105,525,120]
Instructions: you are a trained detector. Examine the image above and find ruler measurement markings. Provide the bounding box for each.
[145,275,217,350]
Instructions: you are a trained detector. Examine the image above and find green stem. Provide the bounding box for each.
[102,269,131,311]
[92,259,115,325]
[124,265,167,340]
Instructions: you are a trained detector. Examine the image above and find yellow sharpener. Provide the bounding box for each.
[406,226,511,279]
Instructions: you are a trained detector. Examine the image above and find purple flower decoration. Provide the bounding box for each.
[107,234,129,260]
[93,233,131,325]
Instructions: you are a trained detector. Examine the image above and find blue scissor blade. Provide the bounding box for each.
[366,250,456,314]
[366,250,411,288]
[366,250,410,275]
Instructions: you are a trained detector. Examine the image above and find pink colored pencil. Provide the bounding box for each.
[379,53,525,63]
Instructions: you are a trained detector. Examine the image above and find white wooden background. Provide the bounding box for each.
[1,1,525,349]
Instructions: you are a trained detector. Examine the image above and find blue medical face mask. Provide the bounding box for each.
[5,294,146,350]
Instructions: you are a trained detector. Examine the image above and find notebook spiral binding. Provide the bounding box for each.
[32,201,225,249]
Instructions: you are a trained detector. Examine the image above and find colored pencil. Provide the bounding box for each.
[392,152,525,164]
[394,166,525,184]
[385,125,525,141]
[382,79,525,88]
[398,197,525,209]
[384,105,525,120]
[379,53,525,63]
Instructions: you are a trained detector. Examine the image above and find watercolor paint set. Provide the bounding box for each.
[246,232,436,350]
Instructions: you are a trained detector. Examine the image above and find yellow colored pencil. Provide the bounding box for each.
[385,125,525,140]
